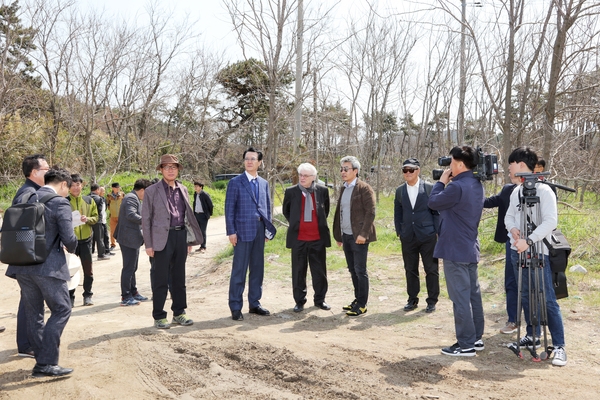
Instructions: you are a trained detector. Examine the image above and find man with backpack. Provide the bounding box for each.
[5,168,78,377]
[68,174,99,306]
[394,158,440,313]
[11,154,50,358]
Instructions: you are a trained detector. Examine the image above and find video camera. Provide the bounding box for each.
[432,147,498,182]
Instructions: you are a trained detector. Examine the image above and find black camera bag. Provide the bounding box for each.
[543,230,570,300]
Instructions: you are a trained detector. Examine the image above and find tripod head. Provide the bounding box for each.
[515,171,576,198]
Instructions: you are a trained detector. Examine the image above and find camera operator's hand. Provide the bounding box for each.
[509,228,520,243]
[514,238,529,253]
[439,169,452,185]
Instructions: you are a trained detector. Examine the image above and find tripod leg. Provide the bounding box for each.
[509,250,524,358]
[539,256,551,360]
[528,257,541,361]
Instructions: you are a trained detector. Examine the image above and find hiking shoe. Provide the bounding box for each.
[512,335,541,349]
[474,339,485,351]
[120,297,140,306]
[97,256,110,261]
[346,306,367,317]
[441,343,476,357]
[500,321,518,334]
[83,296,94,306]
[552,346,567,366]
[154,318,171,329]
[342,300,357,311]
[172,314,193,326]
[133,293,148,302]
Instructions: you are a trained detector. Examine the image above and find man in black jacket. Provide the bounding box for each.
[192,182,214,253]
[394,158,439,313]
[89,183,113,261]
[484,182,518,334]
[282,163,331,312]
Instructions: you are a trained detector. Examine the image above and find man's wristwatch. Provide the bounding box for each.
[526,238,534,246]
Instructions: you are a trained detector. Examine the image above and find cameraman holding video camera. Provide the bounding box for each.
[428,145,485,357]
[504,146,566,366]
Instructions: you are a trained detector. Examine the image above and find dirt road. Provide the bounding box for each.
[1,213,599,399]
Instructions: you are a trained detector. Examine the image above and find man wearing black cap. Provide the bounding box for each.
[107,182,124,250]
[394,158,440,313]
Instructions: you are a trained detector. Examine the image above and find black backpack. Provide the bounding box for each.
[0,192,60,266]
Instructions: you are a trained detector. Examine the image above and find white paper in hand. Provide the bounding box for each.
[72,210,84,228]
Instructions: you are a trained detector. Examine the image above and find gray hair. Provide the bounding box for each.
[297,162,317,176]
[340,156,361,172]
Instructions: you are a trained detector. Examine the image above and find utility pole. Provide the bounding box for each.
[294,0,304,154]
[458,0,466,145]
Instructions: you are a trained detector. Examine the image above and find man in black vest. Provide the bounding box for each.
[394,158,440,313]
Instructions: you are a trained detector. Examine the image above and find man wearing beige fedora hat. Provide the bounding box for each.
[141,154,203,329]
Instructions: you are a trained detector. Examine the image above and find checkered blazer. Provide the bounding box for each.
[225,173,271,242]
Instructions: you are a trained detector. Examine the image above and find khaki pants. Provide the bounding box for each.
[110,216,119,247]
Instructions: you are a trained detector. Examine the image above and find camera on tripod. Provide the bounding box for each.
[432,147,498,182]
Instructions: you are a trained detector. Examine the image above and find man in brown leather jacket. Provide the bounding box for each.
[333,156,376,316]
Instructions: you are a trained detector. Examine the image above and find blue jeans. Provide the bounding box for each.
[443,260,485,349]
[511,250,565,346]
[504,241,519,323]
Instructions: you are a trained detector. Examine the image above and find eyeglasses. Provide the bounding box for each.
[340,167,356,172]
[36,167,50,172]
[162,165,178,171]
[402,168,417,174]
[244,157,258,162]
[298,174,314,178]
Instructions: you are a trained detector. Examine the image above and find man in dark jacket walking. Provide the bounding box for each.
[192,182,214,253]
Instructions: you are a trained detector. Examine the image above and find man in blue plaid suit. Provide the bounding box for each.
[225,147,273,321]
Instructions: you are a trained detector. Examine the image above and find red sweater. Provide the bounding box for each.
[298,193,320,241]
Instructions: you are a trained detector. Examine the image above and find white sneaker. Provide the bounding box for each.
[552,346,567,366]
[474,339,485,351]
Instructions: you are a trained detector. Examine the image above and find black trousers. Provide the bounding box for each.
[400,234,439,305]
[342,233,370,308]
[91,223,106,256]
[151,229,188,320]
[75,239,94,297]
[120,245,139,298]
[291,240,328,304]
[194,213,209,248]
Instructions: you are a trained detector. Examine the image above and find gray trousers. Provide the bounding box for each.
[16,274,71,365]
[443,260,485,349]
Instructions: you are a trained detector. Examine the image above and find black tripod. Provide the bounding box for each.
[508,175,552,361]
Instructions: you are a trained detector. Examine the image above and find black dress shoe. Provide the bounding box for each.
[231,310,244,321]
[293,304,304,312]
[425,304,436,313]
[32,364,73,377]
[314,302,331,311]
[249,305,270,316]
[403,302,418,311]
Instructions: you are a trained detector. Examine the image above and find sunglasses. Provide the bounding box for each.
[402,168,417,174]
[340,167,356,172]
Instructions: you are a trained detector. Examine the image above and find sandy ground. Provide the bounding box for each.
[1,212,600,399]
